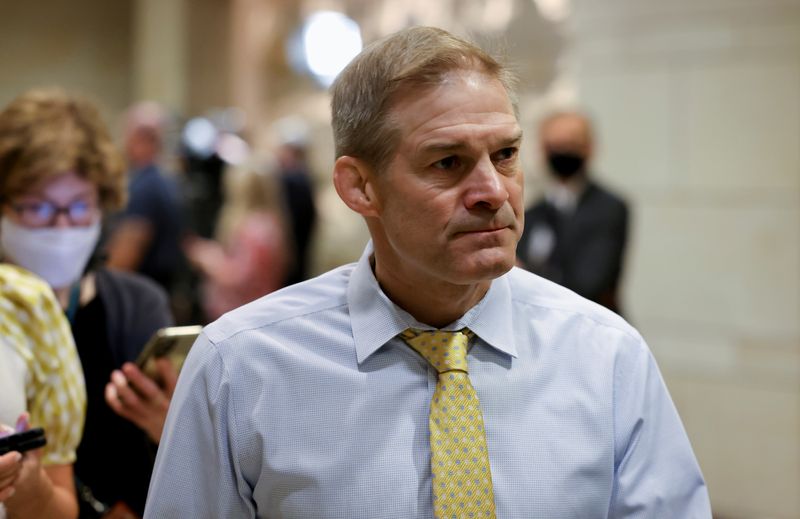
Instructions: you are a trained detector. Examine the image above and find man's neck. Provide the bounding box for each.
[371,255,490,328]
[129,159,156,172]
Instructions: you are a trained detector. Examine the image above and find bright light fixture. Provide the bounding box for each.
[183,117,218,158]
[301,11,362,87]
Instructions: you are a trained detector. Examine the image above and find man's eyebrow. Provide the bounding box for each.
[500,130,524,147]
[419,130,524,155]
[419,142,467,155]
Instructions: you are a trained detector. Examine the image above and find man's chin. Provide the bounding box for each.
[452,252,516,284]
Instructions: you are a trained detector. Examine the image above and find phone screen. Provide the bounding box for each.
[136,326,202,383]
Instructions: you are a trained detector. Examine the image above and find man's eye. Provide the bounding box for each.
[432,156,460,170]
[493,147,518,162]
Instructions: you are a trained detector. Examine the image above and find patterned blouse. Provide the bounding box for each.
[0,264,86,465]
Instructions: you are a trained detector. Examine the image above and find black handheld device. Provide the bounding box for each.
[0,427,47,455]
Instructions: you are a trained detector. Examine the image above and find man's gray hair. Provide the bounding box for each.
[330,26,517,173]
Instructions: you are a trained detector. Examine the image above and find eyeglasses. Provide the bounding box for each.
[8,200,98,227]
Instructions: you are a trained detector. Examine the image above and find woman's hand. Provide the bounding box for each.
[4,449,50,508]
[0,416,28,502]
[0,450,23,502]
[0,414,77,518]
[105,360,178,444]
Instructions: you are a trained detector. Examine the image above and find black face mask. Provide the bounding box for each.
[546,151,586,179]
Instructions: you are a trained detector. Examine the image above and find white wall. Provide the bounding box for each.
[571,1,800,516]
[0,0,133,118]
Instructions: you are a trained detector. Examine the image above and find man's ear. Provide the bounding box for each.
[333,155,380,217]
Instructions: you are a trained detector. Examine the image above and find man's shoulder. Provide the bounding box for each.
[203,263,356,344]
[505,267,637,338]
[129,165,177,199]
[584,180,628,211]
[523,197,551,216]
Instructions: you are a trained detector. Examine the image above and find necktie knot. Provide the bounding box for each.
[401,328,473,373]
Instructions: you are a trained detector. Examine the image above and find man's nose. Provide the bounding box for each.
[463,157,509,210]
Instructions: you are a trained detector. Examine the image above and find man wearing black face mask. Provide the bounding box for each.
[516,110,629,314]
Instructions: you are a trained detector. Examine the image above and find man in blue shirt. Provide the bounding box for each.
[145,26,711,518]
[106,101,184,293]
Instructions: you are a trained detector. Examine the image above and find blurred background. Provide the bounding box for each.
[1,0,798,517]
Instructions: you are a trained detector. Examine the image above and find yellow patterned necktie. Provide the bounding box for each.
[401,328,496,519]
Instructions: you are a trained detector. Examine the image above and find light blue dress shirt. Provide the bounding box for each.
[145,243,711,518]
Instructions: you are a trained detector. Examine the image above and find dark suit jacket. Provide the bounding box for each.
[516,180,629,314]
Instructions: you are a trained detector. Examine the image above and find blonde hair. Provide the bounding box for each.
[215,160,284,244]
[330,26,517,172]
[0,88,126,212]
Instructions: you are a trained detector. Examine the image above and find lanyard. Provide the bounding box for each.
[65,280,81,324]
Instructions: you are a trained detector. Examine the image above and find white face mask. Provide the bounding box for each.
[1,217,100,289]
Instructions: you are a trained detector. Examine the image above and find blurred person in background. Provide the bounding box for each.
[0,88,175,518]
[273,116,318,286]
[105,101,185,296]
[184,159,289,322]
[178,109,254,243]
[0,265,86,519]
[516,110,629,314]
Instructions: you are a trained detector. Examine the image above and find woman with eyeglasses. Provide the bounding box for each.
[0,88,175,518]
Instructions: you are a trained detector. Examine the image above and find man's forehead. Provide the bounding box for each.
[391,69,512,109]
[393,72,515,127]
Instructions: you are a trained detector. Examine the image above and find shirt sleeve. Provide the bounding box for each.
[144,333,255,518]
[609,335,712,518]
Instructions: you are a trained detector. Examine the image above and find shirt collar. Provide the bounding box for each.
[348,241,518,365]
[545,174,588,213]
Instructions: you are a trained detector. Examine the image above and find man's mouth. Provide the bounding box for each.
[456,225,510,237]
